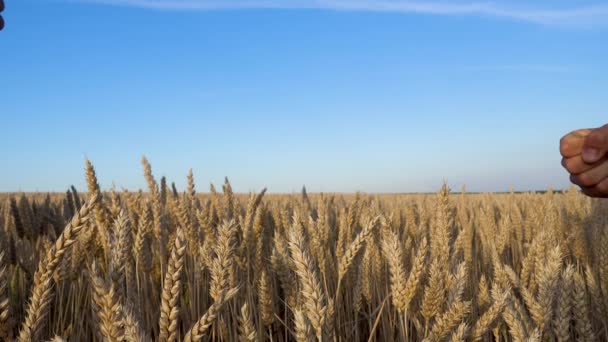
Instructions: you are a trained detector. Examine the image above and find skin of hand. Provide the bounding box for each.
[561,124,608,197]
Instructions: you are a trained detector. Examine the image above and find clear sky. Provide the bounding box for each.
[1,0,607,193]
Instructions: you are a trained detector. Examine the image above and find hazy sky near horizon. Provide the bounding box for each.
[1,0,607,193]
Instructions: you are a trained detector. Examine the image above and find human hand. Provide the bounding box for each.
[561,125,608,197]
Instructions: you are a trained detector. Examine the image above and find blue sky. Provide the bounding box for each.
[1,0,607,193]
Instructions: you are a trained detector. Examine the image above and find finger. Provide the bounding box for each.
[582,124,608,163]
[593,177,608,197]
[560,129,592,158]
[580,186,606,198]
[580,179,608,198]
[561,155,608,175]
[571,161,608,187]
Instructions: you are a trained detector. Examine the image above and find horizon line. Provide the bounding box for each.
[0,188,572,195]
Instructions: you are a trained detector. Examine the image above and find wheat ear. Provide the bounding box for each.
[18,194,96,342]
[470,287,510,341]
[0,252,12,341]
[238,302,256,342]
[89,261,125,342]
[182,287,239,342]
[159,227,186,342]
[449,323,469,342]
[294,309,316,342]
[338,216,379,283]
[553,264,574,342]
[258,268,275,326]
[288,219,327,340]
[573,271,595,341]
[210,220,237,302]
[425,301,471,342]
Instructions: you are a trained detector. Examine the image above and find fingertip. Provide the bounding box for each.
[560,136,578,158]
[559,139,569,157]
[560,130,589,158]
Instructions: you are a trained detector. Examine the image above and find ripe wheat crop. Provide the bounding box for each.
[0,157,606,341]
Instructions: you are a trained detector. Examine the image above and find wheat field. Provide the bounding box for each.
[0,158,606,341]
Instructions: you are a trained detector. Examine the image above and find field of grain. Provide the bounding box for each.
[0,158,606,341]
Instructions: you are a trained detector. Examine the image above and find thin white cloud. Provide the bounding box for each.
[76,0,608,27]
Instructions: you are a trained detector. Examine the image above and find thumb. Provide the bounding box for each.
[582,124,608,163]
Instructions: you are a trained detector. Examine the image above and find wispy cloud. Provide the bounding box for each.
[76,0,608,27]
[464,64,575,73]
